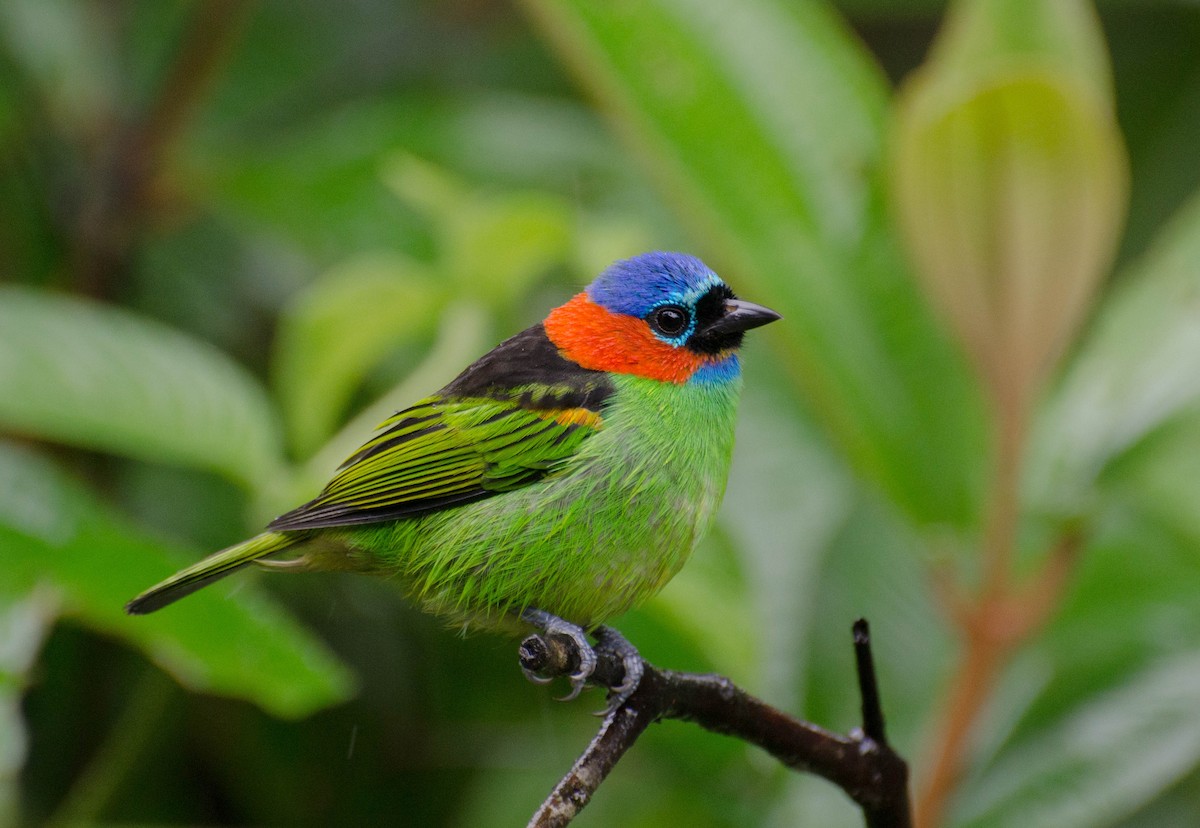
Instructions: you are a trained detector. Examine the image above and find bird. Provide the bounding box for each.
[126,251,780,705]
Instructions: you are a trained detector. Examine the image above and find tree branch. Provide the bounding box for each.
[71,0,251,296]
[520,619,911,828]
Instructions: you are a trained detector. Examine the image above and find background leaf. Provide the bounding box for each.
[0,288,284,491]
[272,253,443,457]
[956,653,1200,828]
[1031,190,1200,513]
[0,442,353,718]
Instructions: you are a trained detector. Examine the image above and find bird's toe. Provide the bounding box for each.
[594,625,644,712]
[520,607,600,701]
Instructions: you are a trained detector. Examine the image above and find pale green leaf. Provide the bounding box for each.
[1031,190,1200,512]
[957,653,1200,828]
[0,288,284,491]
[272,253,444,457]
[0,442,354,718]
[445,192,574,306]
[383,153,575,307]
[381,152,468,222]
[0,0,116,132]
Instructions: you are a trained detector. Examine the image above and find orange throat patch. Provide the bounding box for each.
[543,293,706,384]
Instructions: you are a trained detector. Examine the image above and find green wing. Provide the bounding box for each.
[268,395,603,531]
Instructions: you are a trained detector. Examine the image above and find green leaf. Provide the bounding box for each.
[1031,190,1200,512]
[965,515,1200,776]
[523,0,988,528]
[0,288,284,491]
[956,652,1200,828]
[444,191,574,307]
[382,153,575,307]
[0,442,354,718]
[524,0,887,260]
[1108,416,1200,545]
[272,253,444,457]
[0,0,117,132]
[536,0,888,247]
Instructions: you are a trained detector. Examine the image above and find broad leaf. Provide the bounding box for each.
[1031,190,1200,512]
[964,512,1200,767]
[444,192,574,307]
[382,153,575,306]
[0,442,354,718]
[272,253,443,457]
[956,652,1200,828]
[0,288,284,491]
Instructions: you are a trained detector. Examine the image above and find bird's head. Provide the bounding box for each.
[544,252,780,384]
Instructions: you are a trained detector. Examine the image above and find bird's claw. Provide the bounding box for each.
[520,608,598,701]
[554,637,597,701]
[521,665,554,685]
[593,625,644,714]
[519,611,643,708]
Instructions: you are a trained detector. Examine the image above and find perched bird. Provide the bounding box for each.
[127,252,780,702]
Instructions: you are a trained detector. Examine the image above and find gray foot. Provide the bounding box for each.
[520,608,597,701]
[594,625,644,712]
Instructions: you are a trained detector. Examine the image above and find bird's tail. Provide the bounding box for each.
[125,531,297,615]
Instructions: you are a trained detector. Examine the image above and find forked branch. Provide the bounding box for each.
[520,618,911,828]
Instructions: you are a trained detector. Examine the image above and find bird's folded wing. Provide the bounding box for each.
[267,396,602,531]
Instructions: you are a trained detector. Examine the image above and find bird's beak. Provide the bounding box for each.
[701,298,782,337]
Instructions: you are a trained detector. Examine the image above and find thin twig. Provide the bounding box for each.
[854,618,886,744]
[522,621,911,827]
[853,619,912,828]
[915,527,1084,828]
[914,391,1028,828]
[526,695,654,828]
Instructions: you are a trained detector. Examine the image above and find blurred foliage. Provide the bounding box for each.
[1,1,1199,826]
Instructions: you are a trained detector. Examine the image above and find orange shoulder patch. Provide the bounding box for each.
[536,407,604,430]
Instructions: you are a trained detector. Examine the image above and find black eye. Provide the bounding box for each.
[649,305,690,337]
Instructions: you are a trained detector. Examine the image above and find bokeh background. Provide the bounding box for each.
[3,1,1200,826]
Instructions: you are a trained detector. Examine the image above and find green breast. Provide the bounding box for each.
[337,373,743,631]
